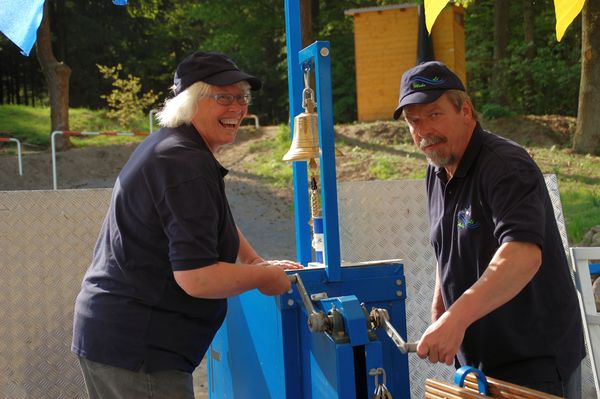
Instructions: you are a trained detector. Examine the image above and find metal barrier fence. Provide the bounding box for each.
[50,130,149,190]
[243,114,260,128]
[0,135,23,176]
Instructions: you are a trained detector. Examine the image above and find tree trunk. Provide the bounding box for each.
[300,0,313,48]
[522,0,535,113]
[36,0,71,150]
[573,0,600,155]
[492,0,510,105]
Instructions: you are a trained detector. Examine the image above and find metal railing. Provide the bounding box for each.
[0,136,23,176]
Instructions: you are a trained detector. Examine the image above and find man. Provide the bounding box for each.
[72,52,302,399]
[393,61,584,398]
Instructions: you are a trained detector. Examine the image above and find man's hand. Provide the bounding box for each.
[416,311,466,365]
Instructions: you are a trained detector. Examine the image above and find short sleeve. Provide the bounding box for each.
[157,176,223,270]
[485,161,546,248]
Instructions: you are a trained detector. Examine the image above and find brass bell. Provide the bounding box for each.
[282,110,320,161]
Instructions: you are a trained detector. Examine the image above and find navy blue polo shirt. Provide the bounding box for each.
[426,123,584,384]
[72,124,240,373]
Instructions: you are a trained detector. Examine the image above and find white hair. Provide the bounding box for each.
[156,80,251,128]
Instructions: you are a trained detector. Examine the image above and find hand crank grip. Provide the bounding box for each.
[370,308,417,354]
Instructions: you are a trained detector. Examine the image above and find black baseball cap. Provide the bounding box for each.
[393,61,465,120]
[173,51,262,95]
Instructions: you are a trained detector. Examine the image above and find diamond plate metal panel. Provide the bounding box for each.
[338,177,595,398]
[0,189,208,398]
[0,177,593,398]
[338,179,454,398]
[0,189,112,399]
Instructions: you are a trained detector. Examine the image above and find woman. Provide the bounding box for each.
[72,51,302,399]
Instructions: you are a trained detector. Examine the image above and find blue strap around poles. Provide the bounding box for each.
[454,365,489,396]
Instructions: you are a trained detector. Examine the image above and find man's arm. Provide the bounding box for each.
[431,265,445,323]
[417,241,541,365]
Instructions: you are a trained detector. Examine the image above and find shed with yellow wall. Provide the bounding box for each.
[344,4,465,121]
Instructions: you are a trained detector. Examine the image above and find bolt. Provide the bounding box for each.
[396,290,403,297]
[320,47,329,57]
[287,299,295,306]
[396,279,403,286]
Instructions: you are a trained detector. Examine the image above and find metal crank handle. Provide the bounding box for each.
[370,308,417,354]
[384,318,417,353]
[288,274,328,333]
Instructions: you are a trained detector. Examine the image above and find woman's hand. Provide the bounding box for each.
[257,259,304,270]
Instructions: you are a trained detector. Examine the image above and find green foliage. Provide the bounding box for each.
[97,64,160,129]
[3,0,585,125]
[481,104,516,120]
[369,156,401,180]
[465,0,581,116]
[560,184,600,244]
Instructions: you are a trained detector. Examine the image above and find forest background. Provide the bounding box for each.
[0,0,584,127]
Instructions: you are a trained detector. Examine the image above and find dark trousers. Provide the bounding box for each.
[522,363,582,399]
[78,357,195,399]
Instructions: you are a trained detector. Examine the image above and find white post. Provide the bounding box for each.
[244,114,260,129]
[51,131,61,190]
[149,109,159,134]
[9,138,23,176]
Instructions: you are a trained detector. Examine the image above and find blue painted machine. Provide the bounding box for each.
[208,2,413,397]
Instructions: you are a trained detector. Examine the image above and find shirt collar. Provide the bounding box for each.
[179,123,229,177]
[432,122,483,182]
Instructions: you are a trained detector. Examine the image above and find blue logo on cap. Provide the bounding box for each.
[411,76,446,90]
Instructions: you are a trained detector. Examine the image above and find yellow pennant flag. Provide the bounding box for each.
[425,0,450,33]
[554,0,585,41]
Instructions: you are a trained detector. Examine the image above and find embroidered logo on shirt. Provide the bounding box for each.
[457,207,480,230]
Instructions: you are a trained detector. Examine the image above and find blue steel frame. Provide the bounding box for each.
[208,263,411,398]
[284,0,312,265]
[207,1,411,397]
[297,41,341,281]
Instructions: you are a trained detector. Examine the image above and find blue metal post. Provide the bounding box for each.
[298,41,341,281]
[284,0,312,265]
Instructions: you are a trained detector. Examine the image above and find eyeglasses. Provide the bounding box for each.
[205,93,252,106]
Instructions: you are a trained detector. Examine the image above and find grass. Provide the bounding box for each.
[1,104,599,244]
[0,104,150,149]
[247,124,293,187]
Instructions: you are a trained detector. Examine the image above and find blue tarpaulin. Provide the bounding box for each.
[0,0,45,56]
[0,0,127,56]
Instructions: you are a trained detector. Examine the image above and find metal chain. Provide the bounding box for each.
[370,368,393,399]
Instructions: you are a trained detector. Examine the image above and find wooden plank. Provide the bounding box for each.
[463,374,563,399]
[426,378,487,398]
